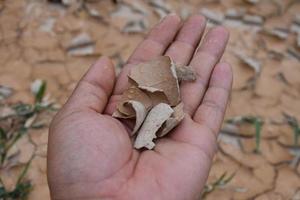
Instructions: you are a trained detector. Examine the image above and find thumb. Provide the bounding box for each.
[65,56,116,113]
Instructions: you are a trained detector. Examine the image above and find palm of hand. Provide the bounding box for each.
[48,14,232,200]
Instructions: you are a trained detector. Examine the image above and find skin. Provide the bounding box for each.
[47,14,233,200]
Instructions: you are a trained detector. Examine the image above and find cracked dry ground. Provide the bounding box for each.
[1,0,300,199]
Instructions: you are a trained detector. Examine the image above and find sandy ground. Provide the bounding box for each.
[0,0,300,199]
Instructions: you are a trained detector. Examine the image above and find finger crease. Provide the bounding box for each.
[196,117,218,137]
[81,79,108,96]
[201,99,225,113]
[173,40,195,51]
[145,37,166,50]
[194,51,218,65]
[80,80,108,105]
[209,84,231,93]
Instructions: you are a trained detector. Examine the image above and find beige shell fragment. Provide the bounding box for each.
[129,56,180,106]
[134,103,174,149]
[158,103,185,137]
[113,56,196,150]
[116,81,152,118]
[127,100,147,134]
[146,91,169,106]
[112,109,130,118]
[112,100,147,134]
[175,66,197,81]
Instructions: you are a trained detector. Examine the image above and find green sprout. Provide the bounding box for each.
[254,118,263,153]
[226,116,263,153]
[201,172,235,199]
[284,114,300,146]
[34,80,47,103]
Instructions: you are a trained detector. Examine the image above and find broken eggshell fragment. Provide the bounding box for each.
[114,80,152,118]
[134,103,174,149]
[158,102,185,137]
[175,65,197,82]
[129,56,180,106]
[127,100,147,135]
[113,56,196,150]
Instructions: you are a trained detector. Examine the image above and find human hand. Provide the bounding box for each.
[47,14,232,200]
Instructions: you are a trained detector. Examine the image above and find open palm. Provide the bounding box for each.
[47,14,232,200]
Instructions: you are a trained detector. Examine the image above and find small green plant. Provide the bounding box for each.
[226,116,263,153]
[0,80,56,199]
[201,172,235,199]
[0,158,33,199]
[34,81,47,104]
[0,101,54,165]
[283,114,300,146]
[253,118,263,153]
